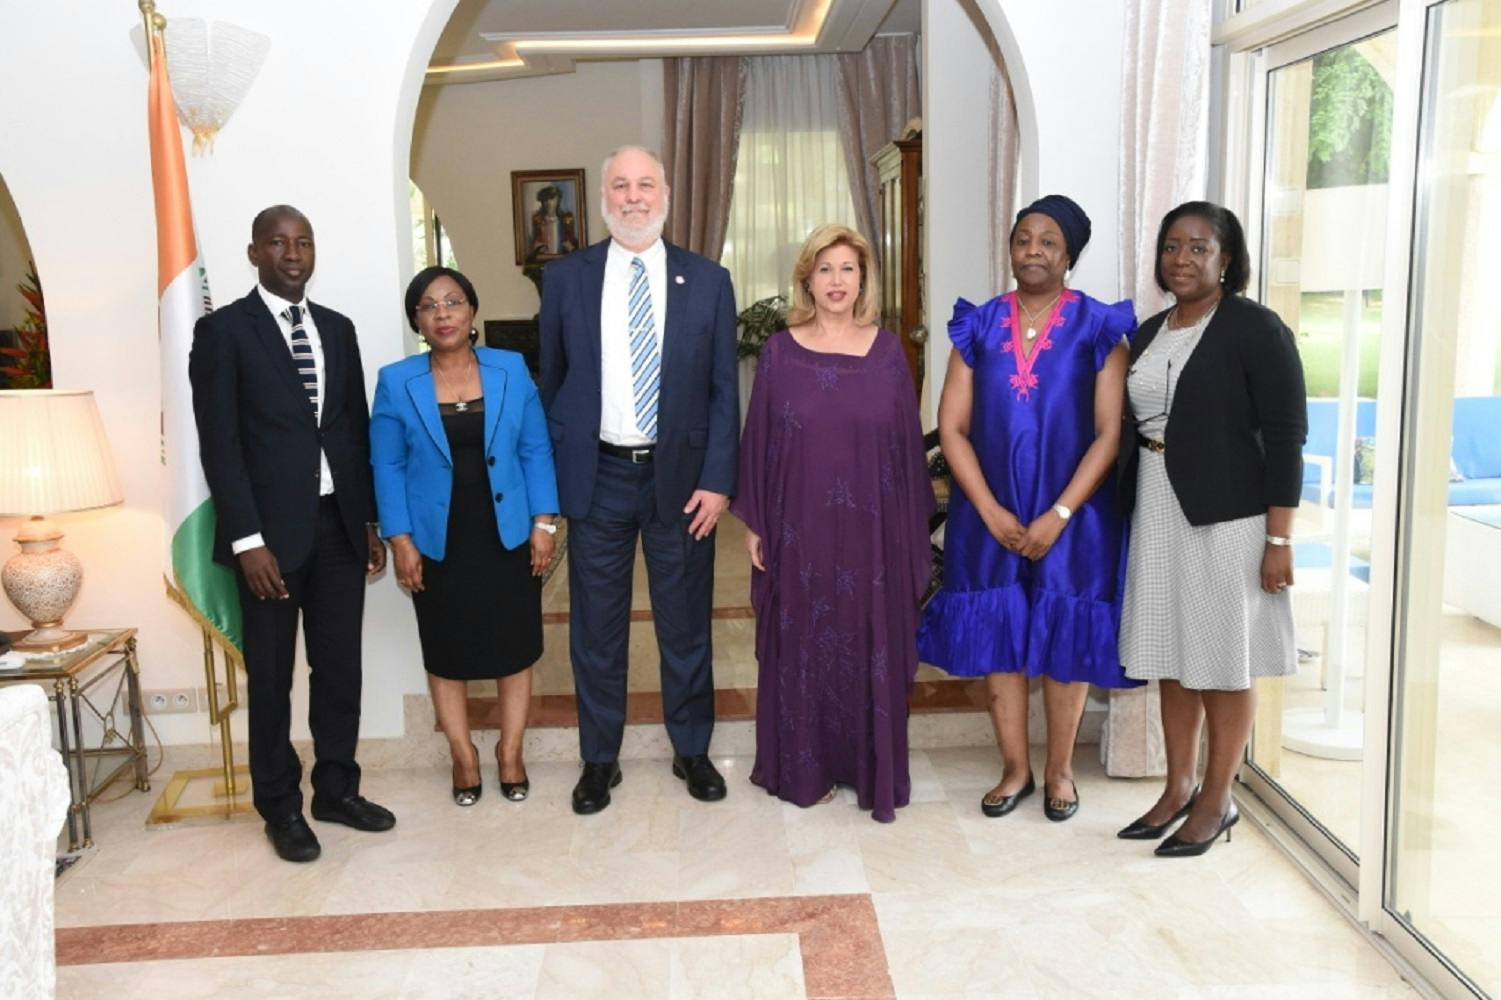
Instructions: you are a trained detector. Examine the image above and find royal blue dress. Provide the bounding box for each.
[917,290,1142,687]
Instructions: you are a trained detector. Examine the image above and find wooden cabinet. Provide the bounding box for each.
[872,134,923,395]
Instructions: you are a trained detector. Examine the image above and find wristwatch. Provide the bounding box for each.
[1052,503,1072,521]
[533,520,559,535]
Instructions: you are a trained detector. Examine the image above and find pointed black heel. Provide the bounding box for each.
[1117,787,1199,840]
[1154,803,1239,858]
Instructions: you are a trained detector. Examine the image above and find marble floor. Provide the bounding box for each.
[54,747,1423,999]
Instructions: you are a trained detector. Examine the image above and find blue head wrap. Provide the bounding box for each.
[1012,194,1092,267]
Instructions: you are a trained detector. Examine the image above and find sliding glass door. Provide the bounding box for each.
[1385,1,1501,994]
[1242,7,1398,883]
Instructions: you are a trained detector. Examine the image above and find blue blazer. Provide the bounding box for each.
[539,239,739,521]
[370,347,559,560]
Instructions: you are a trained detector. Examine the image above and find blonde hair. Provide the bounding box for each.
[786,224,881,327]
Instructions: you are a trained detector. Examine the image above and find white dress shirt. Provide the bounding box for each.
[231,285,335,555]
[599,238,667,446]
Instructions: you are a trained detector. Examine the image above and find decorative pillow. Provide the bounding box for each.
[1353,436,1377,486]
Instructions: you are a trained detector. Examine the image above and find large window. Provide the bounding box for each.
[719,55,859,309]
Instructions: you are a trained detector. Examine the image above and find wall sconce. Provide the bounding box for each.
[134,1,270,155]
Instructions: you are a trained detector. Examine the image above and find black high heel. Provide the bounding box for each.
[497,744,529,802]
[980,774,1035,818]
[1117,787,1199,840]
[1154,803,1239,857]
[452,743,482,807]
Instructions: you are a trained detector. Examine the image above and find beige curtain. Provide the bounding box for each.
[1103,0,1212,779]
[989,57,1021,297]
[662,57,746,260]
[834,34,921,265]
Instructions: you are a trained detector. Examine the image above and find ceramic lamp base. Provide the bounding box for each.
[3,516,85,650]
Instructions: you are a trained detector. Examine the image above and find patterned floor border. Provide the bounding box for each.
[56,893,895,999]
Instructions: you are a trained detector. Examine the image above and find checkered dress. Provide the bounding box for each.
[1119,310,1296,691]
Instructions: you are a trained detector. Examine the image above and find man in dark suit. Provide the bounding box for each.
[540,146,739,815]
[189,205,395,862]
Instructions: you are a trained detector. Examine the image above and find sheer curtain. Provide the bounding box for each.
[988,57,1021,297]
[720,55,860,308]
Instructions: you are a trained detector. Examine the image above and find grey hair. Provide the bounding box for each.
[600,145,666,189]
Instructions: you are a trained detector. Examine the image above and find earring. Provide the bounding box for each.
[469,327,479,345]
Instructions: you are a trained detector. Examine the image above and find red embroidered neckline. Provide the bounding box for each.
[998,289,1076,400]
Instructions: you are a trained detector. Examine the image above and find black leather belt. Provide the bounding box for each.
[1137,434,1166,453]
[599,440,656,464]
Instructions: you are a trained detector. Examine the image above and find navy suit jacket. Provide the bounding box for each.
[188,288,375,570]
[369,347,559,559]
[539,239,739,520]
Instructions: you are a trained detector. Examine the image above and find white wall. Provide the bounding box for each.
[0,0,457,742]
[0,174,33,333]
[412,62,665,323]
[923,0,1127,424]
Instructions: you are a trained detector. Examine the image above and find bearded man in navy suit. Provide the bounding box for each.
[189,205,395,862]
[540,147,739,815]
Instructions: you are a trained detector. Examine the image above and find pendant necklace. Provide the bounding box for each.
[1017,291,1063,341]
[432,351,474,411]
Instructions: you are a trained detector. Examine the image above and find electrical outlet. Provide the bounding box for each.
[144,688,197,714]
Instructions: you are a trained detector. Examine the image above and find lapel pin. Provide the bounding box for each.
[675,275,685,285]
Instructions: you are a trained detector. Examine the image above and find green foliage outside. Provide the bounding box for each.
[737,295,788,359]
[1296,291,1501,397]
[1306,47,1393,189]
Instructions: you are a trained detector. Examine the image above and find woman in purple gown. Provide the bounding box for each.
[918,195,1138,822]
[732,224,934,823]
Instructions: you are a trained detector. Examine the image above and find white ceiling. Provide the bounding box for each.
[428,0,920,85]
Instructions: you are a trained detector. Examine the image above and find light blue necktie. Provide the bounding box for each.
[627,257,660,439]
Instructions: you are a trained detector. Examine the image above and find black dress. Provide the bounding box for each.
[411,398,543,680]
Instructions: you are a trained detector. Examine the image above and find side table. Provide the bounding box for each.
[0,628,149,850]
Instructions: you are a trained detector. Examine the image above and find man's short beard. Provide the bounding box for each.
[601,194,670,247]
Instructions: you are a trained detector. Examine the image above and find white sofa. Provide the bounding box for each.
[0,684,73,999]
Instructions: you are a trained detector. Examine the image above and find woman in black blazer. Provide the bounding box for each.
[1116,202,1307,857]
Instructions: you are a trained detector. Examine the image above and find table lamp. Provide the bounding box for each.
[0,390,123,652]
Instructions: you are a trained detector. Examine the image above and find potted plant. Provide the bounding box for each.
[736,294,787,360]
[0,264,51,389]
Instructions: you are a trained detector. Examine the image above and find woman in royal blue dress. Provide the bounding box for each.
[918,195,1138,821]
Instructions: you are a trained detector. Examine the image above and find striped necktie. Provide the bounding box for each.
[284,305,318,412]
[627,256,660,439]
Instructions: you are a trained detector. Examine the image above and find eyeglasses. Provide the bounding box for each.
[415,297,468,316]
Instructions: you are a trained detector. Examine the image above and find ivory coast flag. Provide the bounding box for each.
[148,33,242,656]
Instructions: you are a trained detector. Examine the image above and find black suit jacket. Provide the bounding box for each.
[539,239,739,521]
[1119,294,1307,525]
[189,288,376,570]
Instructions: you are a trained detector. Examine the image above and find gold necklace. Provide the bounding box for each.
[1017,290,1063,341]
[431,350,475,412]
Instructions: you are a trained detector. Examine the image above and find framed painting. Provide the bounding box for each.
[511,168,587,265]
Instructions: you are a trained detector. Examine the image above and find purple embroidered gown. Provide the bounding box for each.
[918,291,1141,687]
[732,330,935,822]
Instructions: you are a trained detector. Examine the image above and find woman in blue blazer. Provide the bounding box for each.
[371,266,559,806]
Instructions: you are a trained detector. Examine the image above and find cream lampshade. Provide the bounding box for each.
[0,390,124,652]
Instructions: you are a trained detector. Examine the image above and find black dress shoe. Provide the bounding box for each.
[572,761,622,815]
[672,754,727,802]
[1117,788,1199,840]
[310,795,396,832]
[1043,779,1079,822]
[265,814,321,863]
[980,774,1035,818]
[1155,804,1240,858]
